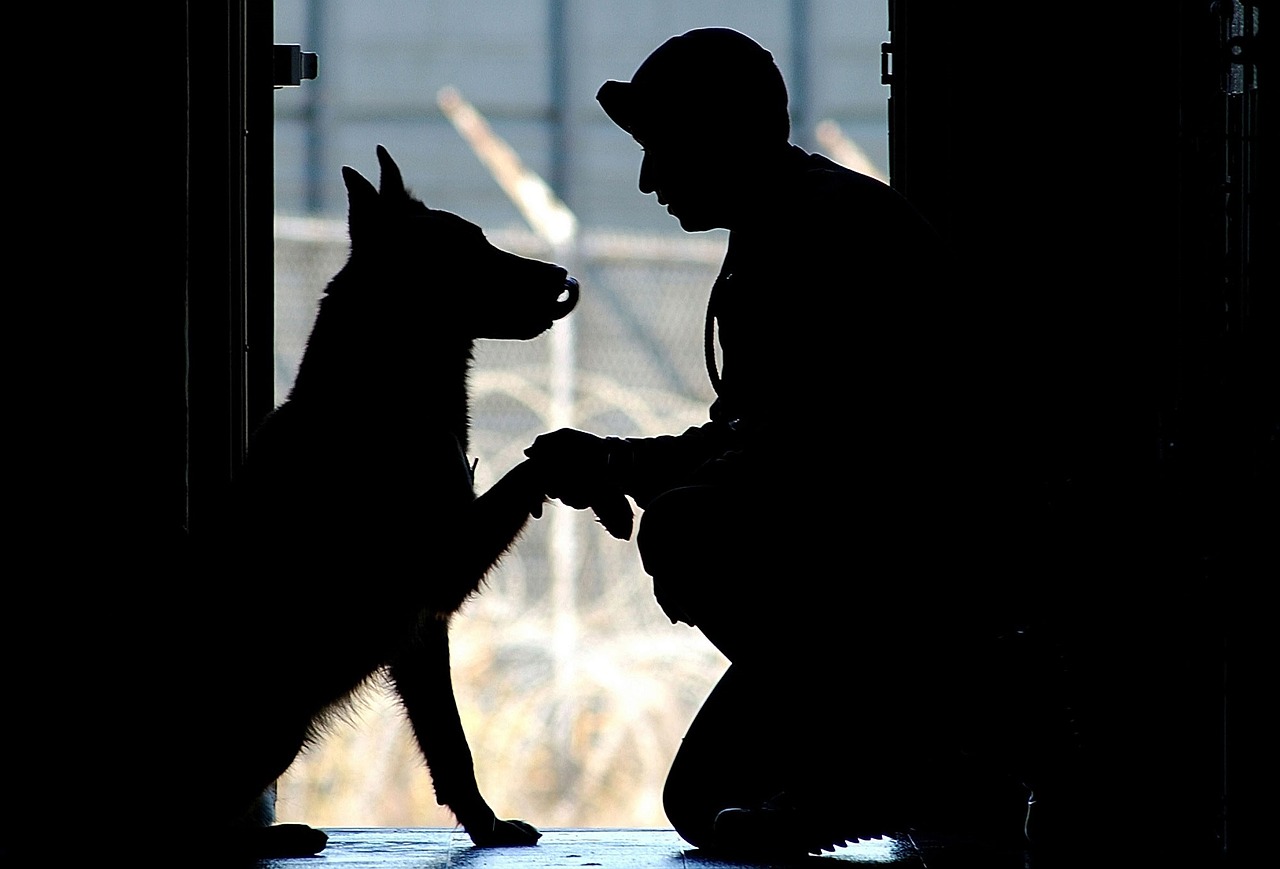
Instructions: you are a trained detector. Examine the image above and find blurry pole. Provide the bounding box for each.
[437,87,581,681]
[437,87,578,247]
[815,118,889,183]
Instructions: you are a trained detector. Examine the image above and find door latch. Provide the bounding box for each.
[274,44,318,88]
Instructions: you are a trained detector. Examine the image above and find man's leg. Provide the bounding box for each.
[640,484,903,852]
[661,663,789,849]
[636,483,835,663]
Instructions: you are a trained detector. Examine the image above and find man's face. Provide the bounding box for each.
[635,132,738,232]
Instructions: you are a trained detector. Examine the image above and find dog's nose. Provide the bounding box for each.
[553,276,579,319]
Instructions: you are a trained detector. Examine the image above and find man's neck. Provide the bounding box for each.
[722,143,810,231]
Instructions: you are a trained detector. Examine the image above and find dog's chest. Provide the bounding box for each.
[448,431,478,499]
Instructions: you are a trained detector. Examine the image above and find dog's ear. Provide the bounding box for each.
[375,145,408,199]
[342,165,378,205]
[342,165,379,241]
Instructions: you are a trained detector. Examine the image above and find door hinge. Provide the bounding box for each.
[881,41,893,85]
[274,44,318,88]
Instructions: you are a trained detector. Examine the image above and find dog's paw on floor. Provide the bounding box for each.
[225,823,329,859]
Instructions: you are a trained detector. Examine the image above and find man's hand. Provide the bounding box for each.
[524,428,610,509]
[588,491,634,541]
[524,428,634,540]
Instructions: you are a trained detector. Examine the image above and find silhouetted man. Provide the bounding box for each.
[526,27,1057,858]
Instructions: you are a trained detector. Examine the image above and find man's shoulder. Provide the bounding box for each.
[783,149,937,238]
[794,151,902,204]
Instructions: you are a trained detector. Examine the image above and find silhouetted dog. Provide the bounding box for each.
[209,145,580,858]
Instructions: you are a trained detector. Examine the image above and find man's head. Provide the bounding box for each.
[597,28,792,231]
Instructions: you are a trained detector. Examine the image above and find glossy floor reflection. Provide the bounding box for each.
[244,826,1159,869]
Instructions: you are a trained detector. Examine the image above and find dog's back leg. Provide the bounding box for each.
[214,784,329,858]
[388,617,540,846]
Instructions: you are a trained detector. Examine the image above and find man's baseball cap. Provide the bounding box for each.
[596,28,790,143]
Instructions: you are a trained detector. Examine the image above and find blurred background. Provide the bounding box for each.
[269,0,893,830]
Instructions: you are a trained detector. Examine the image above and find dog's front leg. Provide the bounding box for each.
[389,617,541,846]
[430,460,547,614]
[464,459,547,563]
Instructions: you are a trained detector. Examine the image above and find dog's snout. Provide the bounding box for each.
[552,276,579,319]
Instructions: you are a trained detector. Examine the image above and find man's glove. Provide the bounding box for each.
[524,428,634,540]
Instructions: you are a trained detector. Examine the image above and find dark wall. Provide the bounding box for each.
[9,3,273,846]
[889,4,1269,861]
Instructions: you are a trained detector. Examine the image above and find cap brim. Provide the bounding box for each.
[597,80,640,134]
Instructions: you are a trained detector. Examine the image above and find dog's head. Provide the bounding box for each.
[339,145,579,341]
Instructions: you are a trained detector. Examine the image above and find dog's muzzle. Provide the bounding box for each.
[552,276,580,320]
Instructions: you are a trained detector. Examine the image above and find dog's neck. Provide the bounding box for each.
[284,272,476,451]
